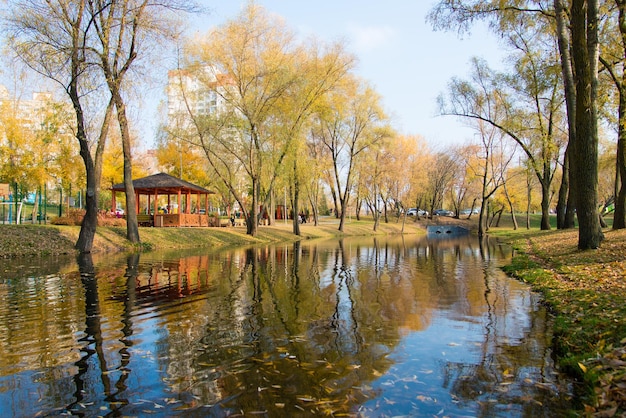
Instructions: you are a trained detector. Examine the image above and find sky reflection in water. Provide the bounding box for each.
[0,235,573,417]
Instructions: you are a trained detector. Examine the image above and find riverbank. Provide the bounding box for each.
[490,225,626,416]
[0,216,429,257]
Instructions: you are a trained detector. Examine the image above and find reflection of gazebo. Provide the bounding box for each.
[111,173,214,227]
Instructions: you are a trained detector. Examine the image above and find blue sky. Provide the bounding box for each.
[142,1,506,149]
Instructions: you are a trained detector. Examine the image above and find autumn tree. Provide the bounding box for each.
[429,0,604,248]
[6,0,196,251]
[311,76,391,231]
[29,98,78,220]
[303,121,335,225]
[0,100,34,213]
[425,151,458,216]
[467,119,516,237]
[7,0,102,251]
[570,0,603,248]
[87,0,198,243]
[451,144,483,219]
[358,141,389,231]
[406,136,433,219]
[438,55,564,230]
[380,134,430,230]
[177,3,352,236]
[598,0,626,229]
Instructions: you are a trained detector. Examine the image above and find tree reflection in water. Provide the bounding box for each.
[0,236,573,417]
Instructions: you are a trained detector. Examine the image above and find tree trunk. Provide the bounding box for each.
[94,98,114,202]
[292,160,301,236]
[555,0,578,230]
[72,81,98,253]
[570,0,603,249]
[614,2,626,229]
[614,108,626,229]
[112,91,139,244]
[501,182,517,230]
[247,176,259,236]
[556,146,570,229]
[31,189,39,223]
[338,193,348,232]
[540,179,551,230]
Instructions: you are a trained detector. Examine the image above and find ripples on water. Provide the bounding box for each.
[0,235,573,417]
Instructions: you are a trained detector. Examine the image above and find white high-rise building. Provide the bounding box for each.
[166,66,234,127]
[0,84,54,130]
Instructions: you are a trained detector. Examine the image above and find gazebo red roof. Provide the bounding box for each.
[111,172,213,195]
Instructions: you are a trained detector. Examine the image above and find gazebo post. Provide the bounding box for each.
[153,189,158,214]
[153,189,158,226]
[177,190,182,226]
[111,191,117,213]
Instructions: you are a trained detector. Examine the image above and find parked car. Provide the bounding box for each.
[407,208,428,217]
[460,208,481,216]
[433,209,454,217]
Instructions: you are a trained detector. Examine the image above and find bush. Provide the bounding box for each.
[50,208,126,227]
[98,214,126,227]
[51,208,85,226]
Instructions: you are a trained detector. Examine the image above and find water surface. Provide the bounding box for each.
[0,235,573,417]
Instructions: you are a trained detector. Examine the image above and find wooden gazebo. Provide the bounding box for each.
[111,173,214,227]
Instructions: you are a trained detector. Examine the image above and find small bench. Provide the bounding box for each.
[137,214,153,227]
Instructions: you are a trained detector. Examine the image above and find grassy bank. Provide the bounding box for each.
[0,216,427,257]
[488,216,626,416]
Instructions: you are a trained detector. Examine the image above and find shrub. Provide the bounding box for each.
[50,208,127,227]
[51,208,85,226]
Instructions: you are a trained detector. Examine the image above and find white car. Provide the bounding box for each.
[407,208,428,217]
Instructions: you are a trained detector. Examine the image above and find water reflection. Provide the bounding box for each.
[0,236,572,417]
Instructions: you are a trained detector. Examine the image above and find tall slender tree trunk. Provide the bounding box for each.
[540,179,551,230]
[247,176,259,236]
[556,147,570,228]
[74,110,98,252]
[94,98,114,200]
[570,0,603,249]
[613,1,626,229]
[555,0,578,230]
[112,91,139,244]
[292,159,301,236]
[71,75,98,252]
[503,183,518,230]
[338,193,348,232]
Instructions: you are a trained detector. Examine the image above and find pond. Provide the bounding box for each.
[0,235,574,417]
